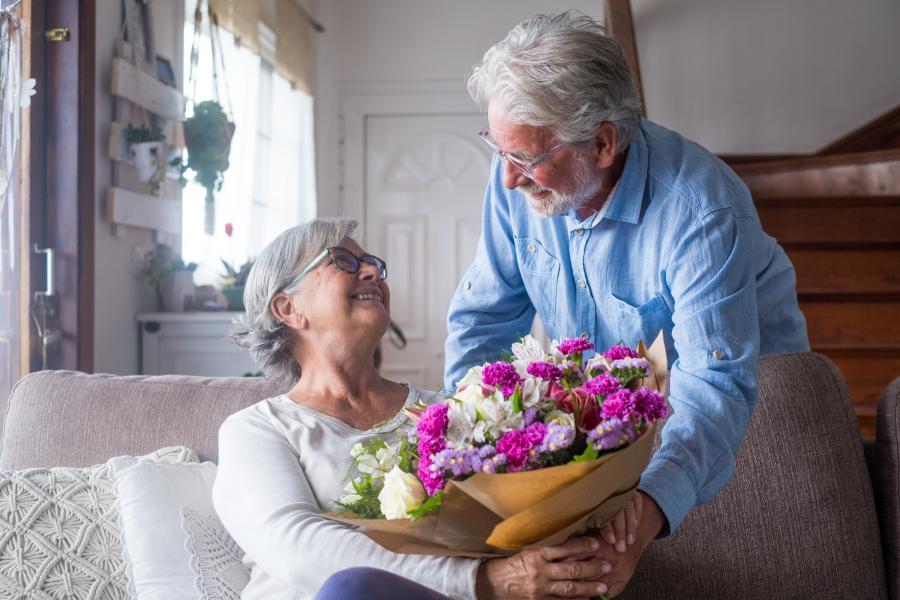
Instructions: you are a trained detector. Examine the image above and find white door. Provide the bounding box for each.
[364,114,491,390]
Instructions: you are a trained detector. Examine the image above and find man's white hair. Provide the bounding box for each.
[468,11,642,152]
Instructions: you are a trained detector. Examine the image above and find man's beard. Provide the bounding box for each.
[518,155,603,217]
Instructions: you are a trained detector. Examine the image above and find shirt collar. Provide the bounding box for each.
[595,123,649,225]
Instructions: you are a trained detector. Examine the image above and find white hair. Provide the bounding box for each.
[231,218,358,383]
[468,11,642,152]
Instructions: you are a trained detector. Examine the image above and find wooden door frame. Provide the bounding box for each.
[27,0,94,371]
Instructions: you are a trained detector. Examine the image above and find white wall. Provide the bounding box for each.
[93,0,184,375]
[635,0,900,154]
[312,0,900,215]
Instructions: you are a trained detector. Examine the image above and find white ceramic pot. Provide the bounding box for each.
[130,141,167,186]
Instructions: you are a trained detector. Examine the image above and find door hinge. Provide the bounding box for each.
[44,28,70,42]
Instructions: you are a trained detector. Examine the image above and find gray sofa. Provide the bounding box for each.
[1,352,898,599]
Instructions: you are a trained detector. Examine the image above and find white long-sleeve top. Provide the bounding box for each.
[212,385,481,599]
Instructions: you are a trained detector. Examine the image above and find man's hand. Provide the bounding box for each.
[600,491,643,552]
[475,536,613,599]
[589,491,666,597]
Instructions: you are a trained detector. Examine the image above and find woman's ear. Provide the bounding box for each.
[270,293,307,330]
[593,122,619,169]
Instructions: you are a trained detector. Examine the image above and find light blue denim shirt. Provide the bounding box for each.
[444,119,809,535]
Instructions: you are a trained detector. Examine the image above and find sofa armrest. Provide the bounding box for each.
[873,376,900,600]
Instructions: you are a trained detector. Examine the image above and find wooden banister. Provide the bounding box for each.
[604,0,645,116]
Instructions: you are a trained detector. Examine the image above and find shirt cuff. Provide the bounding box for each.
[637,456,698,538]
[444,556,482,600]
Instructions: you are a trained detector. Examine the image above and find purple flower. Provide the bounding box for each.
[632,387,669,421]
[557,338,595,356]
[603,345,640,361]
[481,361,523,397]
[416,403,449,495]
[600,389,635,420]
[527,361,563,381]
[611,357,650,371]
[587,418,638,451]
[583,374,622,398]
[497,425,544,472]
[539,422,575,453]
[523,406,539,426]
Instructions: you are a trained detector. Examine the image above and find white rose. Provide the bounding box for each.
[545,410,576,428]
[378,466,426,519]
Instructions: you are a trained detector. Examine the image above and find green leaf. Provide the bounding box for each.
[407,491,445,520]
[511,385,523,414]
[573,444,599,463]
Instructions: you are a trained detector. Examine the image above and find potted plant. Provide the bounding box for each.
[140,244,198,312]
[126,122,167,195]
[175,100,235,235]
[219,257,253,312]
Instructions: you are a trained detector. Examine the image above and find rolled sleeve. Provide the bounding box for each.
[640,205,760,534]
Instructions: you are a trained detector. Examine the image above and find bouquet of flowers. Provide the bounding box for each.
[327,332,668,557]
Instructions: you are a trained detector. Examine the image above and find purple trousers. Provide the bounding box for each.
[314,567,451,600]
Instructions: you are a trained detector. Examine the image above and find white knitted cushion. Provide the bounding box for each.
[0,447,197,599]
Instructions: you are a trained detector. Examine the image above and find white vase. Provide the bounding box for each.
[159,270,195,312]
[130,141,167,187]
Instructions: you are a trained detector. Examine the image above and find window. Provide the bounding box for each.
[181,12,315,286]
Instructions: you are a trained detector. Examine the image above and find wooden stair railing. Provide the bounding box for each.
[735,151,900,438]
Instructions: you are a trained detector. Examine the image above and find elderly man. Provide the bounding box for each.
[444,11,809,595]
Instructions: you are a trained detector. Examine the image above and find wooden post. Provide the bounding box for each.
[604,0,645,116]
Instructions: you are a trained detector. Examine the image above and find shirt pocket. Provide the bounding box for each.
[606,292,672,348]
[515,237,559,326]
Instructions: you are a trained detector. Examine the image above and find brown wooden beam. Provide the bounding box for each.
[604,0,645,116]
[818,104,900,155]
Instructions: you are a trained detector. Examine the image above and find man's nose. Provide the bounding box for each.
[502,160,530,189]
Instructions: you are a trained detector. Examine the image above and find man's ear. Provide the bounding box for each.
[270,293,307,330]
[593,122,619,169]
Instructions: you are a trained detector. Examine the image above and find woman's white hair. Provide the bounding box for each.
[231,218,358,384]
[468,11,642,152]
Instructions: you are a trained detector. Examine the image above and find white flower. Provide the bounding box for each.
[520,377,545,409]
[378,466,426,519]
[511,335,547,364]
[456,365,484,391]
[584,355,611,376]
[549,340,566,364]
[356,446,398,476]
[20,78,36,108]
[446,400,477,446]
[338,479,362,505]
[545,410,576,428]
[349,443,365,458]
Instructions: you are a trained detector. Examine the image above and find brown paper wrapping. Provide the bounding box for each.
[324,331,668,557]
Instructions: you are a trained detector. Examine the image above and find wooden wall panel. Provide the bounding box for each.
[790,249,900,295]
[756,197,900,245]
[802,301,900,349]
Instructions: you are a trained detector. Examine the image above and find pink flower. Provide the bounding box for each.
[225,222,234,237]
[557,338,594,356]
[632,387,669,421]
[603,345,640,361]
[497,425,545,472]
[526,361,563,381]
[555,386,603,431]
[416,404,449,495]
[583,374,622,398]
[481,361,523,397]
[600,389,635,420]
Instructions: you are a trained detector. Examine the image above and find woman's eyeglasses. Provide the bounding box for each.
[284,246,387,291]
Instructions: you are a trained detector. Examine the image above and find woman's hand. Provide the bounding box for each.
[600,491,643,553]
[475,536,612,599]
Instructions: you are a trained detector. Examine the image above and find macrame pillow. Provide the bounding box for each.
[0,446,197,599]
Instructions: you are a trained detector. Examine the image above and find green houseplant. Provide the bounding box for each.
[126,122,167,195]
[175,100,235,234]
[141,244,199,312]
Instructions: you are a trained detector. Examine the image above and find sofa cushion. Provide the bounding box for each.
[873,375,900,600]
[621,352,888,599]
[0,371,285,470]
[0,446,196,599]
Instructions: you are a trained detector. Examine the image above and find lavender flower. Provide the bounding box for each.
[538,422,576,453]
[610,357,651,371]
[587,418,638,451]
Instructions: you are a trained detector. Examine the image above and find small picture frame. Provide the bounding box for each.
[155,55,176,87]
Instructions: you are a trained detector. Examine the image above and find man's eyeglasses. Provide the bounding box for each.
[284,246,387,292]
[478,128,570,178]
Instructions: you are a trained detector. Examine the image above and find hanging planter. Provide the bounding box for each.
[177,0,236,236]
[177,100,235,234]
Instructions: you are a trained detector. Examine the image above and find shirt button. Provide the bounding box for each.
[575,228,585,237]
[464,281,471,291]
[527,243,536,254]
[712,349,725,360]
[580,332,588,338]
[578,280,586,288]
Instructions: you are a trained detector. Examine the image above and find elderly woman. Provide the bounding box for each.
[213,218,625,599]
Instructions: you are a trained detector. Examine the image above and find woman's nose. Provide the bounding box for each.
[502,160,529,189]
[358,262,380,280]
